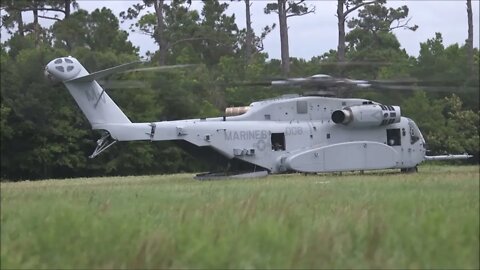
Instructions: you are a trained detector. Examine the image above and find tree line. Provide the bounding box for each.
[0,0,478,180]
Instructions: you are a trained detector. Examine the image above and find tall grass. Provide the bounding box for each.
[1,165,479,269]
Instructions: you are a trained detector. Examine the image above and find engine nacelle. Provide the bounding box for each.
[331,104,401,128]
[225,106,250,116]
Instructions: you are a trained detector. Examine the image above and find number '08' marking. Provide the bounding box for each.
[285,127,303,136]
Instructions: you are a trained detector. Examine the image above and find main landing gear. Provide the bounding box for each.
[401,166,418,173]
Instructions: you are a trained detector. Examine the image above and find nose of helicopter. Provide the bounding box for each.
[44,56,82,82]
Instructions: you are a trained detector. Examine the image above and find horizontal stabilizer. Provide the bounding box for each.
[67,61,143,83]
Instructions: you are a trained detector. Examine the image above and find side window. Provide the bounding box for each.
[386,129,401,146]
[271,133,286,151]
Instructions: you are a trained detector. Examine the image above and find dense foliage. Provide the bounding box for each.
[1,1,478,180]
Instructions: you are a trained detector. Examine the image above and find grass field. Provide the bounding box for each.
[1,165,479,269]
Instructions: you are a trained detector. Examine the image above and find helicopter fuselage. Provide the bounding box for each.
[46,56,469,176]
[95,95,427,173]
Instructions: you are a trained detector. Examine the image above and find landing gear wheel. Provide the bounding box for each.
[401,166,418,173]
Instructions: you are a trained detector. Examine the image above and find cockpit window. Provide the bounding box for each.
[64,58,73,63]
[67,66,74,72]
[54,59,62,64]
[55,66,65,72]
[408,120,422,144]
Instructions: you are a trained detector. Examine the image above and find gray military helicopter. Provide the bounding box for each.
[44,56,472,178]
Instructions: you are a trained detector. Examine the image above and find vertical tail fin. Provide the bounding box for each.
[45,56,135,125]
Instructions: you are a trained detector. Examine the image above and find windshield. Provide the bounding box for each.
[408,120,423,145]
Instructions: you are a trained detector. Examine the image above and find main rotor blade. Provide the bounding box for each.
[98,80,149,89]
[232,81,275,87]
[122,64,197,73]
[315,61,392,66]
[371,78,479,87]
[232,74,479,94]
[364,84,478,92]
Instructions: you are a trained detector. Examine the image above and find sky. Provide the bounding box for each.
[2,1,479,60]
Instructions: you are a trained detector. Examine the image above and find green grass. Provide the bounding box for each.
[1,165,479,269]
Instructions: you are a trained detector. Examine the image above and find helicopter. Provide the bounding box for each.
[44,56,472,179]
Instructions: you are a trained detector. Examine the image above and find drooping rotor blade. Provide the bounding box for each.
[121,64,197,74]
[371,78,479,87]
[272,77,310,86]
[367,84,478,93]
[68,61,143,83]
[370,79,420,85]
[233,77,330,88]
[95,64,197,89]
[98,80,149,89]
[417,86,478,92]
[231,81,276,87]
[232,73,479,94]
[347,78,478,92]
[256,75,337,87]
[314,61,392,67]
[268,75,373,89]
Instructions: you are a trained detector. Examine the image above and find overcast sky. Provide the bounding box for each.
[2,1,479,60]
